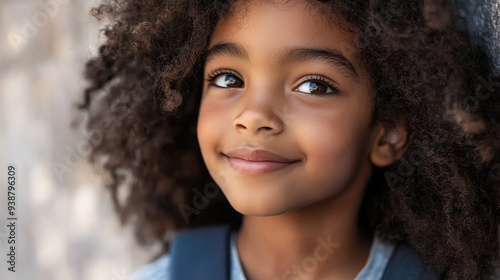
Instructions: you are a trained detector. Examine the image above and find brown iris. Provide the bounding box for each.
[309,82,328,94]
[224,75,244,87]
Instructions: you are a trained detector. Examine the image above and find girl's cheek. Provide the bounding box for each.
[197,99,227,151]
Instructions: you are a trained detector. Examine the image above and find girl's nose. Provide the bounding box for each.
[232,88,285,137]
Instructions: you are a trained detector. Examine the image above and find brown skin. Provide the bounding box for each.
[197,1,407,279]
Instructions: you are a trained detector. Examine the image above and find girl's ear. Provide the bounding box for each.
[369,122,409,167]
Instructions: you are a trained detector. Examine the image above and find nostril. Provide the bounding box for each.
[233,112,284,135]
[235,123,246,129]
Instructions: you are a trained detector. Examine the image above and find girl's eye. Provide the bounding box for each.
[207,71,244,88]
[295,78,337,95]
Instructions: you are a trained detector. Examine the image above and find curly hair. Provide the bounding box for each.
[79,0,500,279]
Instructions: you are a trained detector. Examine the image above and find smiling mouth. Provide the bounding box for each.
[224,156,299,175]
[222,147,300,175]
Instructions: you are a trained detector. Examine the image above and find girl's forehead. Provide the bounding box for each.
[208,0,365,78]
[216,0,343,32]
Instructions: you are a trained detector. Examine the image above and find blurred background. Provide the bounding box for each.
[0,0,498,280]
[0,0,159,280]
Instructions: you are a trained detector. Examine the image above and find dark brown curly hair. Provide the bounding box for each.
[79,0,500,279]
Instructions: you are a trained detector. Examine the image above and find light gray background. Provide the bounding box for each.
[0,0,159,279]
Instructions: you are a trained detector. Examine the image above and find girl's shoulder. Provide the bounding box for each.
[128,228,244,280]
[129,226,442,280]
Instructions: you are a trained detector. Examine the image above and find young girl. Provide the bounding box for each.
[80,0,500,279]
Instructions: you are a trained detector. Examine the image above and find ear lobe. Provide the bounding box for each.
[369,123,409,167]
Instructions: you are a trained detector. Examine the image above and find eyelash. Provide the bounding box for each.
[205,70,340,96]
[206,69,241,83]
[299,75,340,95]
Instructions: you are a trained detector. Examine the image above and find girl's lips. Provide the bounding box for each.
[224,148,298,162]
[223,148,300,175]
[225,156,300,175]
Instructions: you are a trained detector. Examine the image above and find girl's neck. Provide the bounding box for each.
[236,171,374,280]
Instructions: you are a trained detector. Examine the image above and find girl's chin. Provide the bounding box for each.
[225,195,305,217]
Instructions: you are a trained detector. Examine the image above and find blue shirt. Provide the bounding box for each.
[129,230,396,280]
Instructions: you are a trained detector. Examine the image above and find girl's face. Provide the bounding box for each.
[197,0,379,216]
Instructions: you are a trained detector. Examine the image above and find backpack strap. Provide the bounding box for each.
[381,242,442,280]
[170,224,232,280]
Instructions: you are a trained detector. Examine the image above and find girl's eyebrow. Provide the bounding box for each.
[205,42,360,81]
